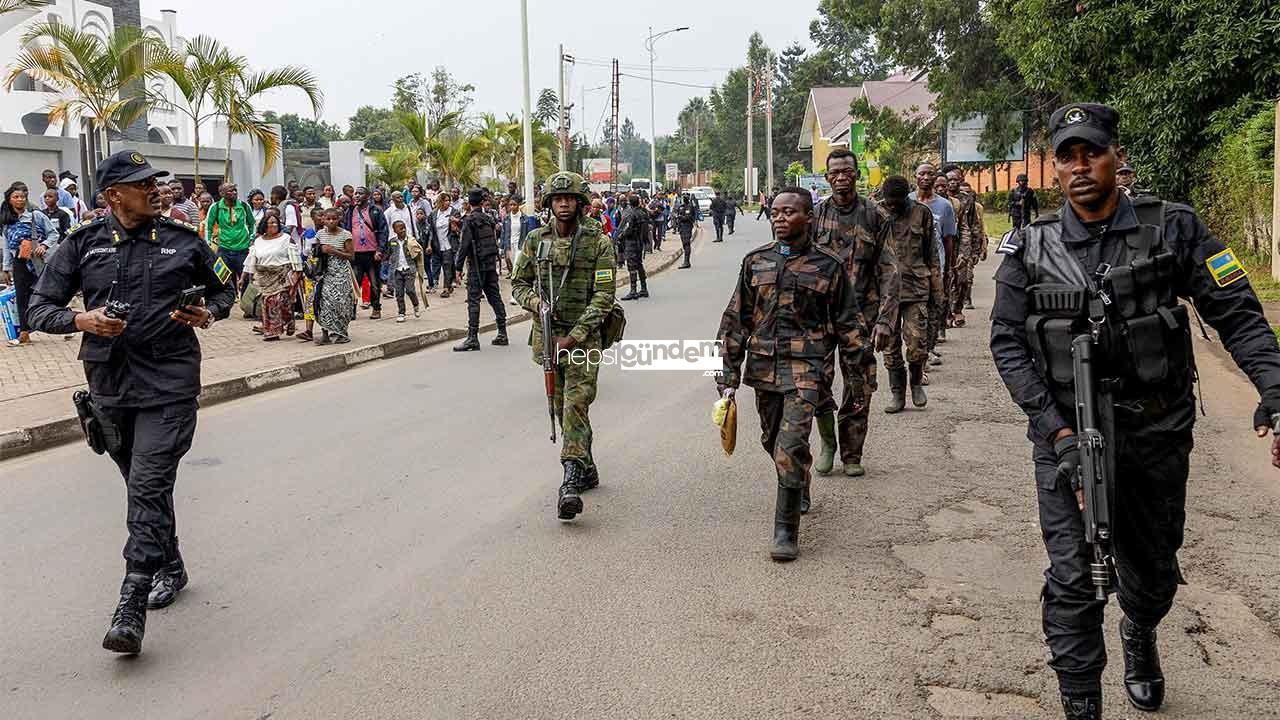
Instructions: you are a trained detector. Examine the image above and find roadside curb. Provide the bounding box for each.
[0,244,686,461]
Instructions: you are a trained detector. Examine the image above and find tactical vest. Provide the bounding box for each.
[1023,198,1193,406]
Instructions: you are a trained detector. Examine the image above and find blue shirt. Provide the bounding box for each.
[909,191,956,274]
[55,187,75,210]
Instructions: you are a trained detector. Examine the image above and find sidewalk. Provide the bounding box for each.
[0,239,685,459]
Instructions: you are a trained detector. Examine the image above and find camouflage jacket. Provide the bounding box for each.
[883,202,943,304]
[717,238,867,393]
[812,195,900,332]
[511,216,617,362]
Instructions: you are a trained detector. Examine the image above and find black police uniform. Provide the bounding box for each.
[676,199,696,267]
[710,196,728,241]
[28,150,235,651]
[990,104,1280,714]
[453,202,507,347]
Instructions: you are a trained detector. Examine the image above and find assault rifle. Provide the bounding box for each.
[536,239,557,443]
[1071,333,1114,600]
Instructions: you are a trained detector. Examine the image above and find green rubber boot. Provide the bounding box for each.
[814,411,837,476]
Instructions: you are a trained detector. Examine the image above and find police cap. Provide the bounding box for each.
[1048,103,1119,153]
[1117,163,1135,175]
[95,150,170,190]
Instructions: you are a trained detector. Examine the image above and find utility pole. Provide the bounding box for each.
[745,69,754,201]
[558,44,567,170]
[764,61,774,197]
[694,113,700,179]
[611,59,620,193]
[1272,97,1280,280]
[520,0,535,215]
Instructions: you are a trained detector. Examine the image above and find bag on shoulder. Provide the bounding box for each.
[600,299,626,350]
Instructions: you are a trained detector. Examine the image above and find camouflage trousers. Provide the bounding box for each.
[884,301,930,370]
[756,389,819,489]
[554,351,601,469]
[951,252,976,315]
[816,350,877,464]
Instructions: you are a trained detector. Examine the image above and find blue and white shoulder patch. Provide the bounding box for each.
[995,230,1022,256]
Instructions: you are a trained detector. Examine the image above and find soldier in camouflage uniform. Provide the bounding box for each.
[511,172,617,520]
[716,187,868,562]
[878,175,943,412]
[811,149,899,482]
[946,170,981,326]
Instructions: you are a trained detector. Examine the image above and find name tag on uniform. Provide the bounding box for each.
[595,268,613,283]
[1205,248,1246,287]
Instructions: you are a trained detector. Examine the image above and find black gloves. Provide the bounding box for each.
[1054,434,1081,490]
[1254,387,1280,432]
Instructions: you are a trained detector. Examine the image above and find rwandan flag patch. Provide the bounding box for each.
[595,268,613,283]
[1205,248,1246,288]
[212,257,233,285]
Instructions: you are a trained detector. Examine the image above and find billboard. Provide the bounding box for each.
[582,158,613,182]
[945,113,1024,163]
[664,163,679,182]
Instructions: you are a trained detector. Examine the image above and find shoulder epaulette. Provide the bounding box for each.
[745,241,775,257]
[813,244,844,263]
[157,215,201,235]
[1029,212,1060,226]
[66,215,106,239]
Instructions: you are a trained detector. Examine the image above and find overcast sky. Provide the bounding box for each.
[141,0,820,139]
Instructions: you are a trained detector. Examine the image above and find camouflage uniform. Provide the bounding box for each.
[811,196,899,466]
[882,202,941,371]
[951,190,981,315]
[511,212,616,474]
[717,238,868,489]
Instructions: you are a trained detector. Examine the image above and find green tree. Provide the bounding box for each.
[850,96,937,177]
[5,22,166,182]
[535,88,559,125]
[218,66,323,180]
[153,36,243,187]
[0,0,49,16]
[392,73,426,114]
[370,145,422,190]
[262,111,342,148]
[427,66,475,128]
[346,105,411,151]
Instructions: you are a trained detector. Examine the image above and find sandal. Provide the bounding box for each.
[296,331,313,341]
[252,326,264,335]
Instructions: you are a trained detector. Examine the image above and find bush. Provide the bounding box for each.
[1192,104,1274,258]
[979,187,1063,214]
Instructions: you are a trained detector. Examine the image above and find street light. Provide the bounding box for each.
[519,0,536,215]
[646,25,689,194]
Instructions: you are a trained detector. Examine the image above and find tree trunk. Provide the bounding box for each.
[224,120,234,182]
[192,124,202,191]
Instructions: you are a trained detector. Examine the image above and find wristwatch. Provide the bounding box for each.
[199,308,215,329]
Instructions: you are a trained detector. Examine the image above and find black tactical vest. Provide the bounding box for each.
[1022,198,1193,407]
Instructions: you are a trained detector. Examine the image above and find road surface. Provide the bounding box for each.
[3,217,1279,719]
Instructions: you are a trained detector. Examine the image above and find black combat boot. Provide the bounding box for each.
[1120,616,1165,711]
[1060,694,1102,720]
[813,411,837,476]
[492,322,509,346]
[557,460,585,520]
[884,366,907,414]
[621,272,639,301]
[453,331,480,351]
[148,557,188,610]
[908,362,928,408]
[770,486,801,562]
[103,572,151,654]
[580,463,600,491]
[637,271,649,298]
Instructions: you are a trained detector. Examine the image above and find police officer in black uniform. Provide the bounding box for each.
[710,191,728,242]
[452,188,508,351]
[28,151,236,654]
[990,104,1280,719]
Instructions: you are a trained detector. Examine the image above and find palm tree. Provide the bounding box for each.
[499,118,558,187]
[154,36,244,189]
[424,131,486,188]
[218,66,323,181]
[370,145,421,190]
[5,22,166,182]
[396,108,461,178]
[0,0,50,15]
[476,112,518,183]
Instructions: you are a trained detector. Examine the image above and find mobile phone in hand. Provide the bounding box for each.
[177,285,205,309]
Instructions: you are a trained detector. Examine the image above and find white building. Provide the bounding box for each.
[0,0,283,194]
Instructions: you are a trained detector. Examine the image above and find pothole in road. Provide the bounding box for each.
[930,613,979,636]
[925,686,1042,718]
[893,539,1037,595]
[924,499,1004,536]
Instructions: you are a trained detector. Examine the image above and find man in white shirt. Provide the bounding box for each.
[383,190,414,242]
[270,184,302,241]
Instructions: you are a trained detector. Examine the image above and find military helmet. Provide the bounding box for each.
[540,171,591,209]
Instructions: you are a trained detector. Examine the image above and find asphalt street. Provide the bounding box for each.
[2,217,1279,719]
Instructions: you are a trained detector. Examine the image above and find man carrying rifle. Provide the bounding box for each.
[990,103,1280,720]
[512,171,617,521]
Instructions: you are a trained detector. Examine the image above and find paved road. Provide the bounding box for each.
[3,217,1279,719]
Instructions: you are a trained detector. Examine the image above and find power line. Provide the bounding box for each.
[618,73,717,90]
[576,56,734,72]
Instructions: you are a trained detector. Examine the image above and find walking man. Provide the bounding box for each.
[811,149,898,480]
[990,103,1280,719]
[617,195,650,301]
[1009,172,1039,230]
[675,194,696,268]
[710,190,728,242]
[342,186,389,319]
[28,151,236,654]
[717,187,867,561]
[510,171,618,520]
[879,176,941,413]
[453,189,508,350]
